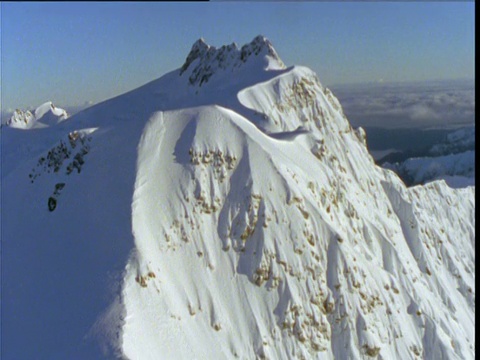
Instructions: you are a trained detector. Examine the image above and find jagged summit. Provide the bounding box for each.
[6,108,35,129]
[179,35,286,87]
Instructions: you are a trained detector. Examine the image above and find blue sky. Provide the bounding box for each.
[1,1,475,111]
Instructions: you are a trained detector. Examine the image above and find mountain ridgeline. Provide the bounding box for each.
[2,36,474,360]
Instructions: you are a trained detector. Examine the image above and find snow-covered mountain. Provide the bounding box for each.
[383,151,475,188]
[382,127,475,188]
[428,126,475,157]
[3,101,69,129]
[2,36,475,360]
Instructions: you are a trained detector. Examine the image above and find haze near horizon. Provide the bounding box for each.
[1,1,474,118]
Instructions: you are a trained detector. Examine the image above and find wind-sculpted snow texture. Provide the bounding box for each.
[2,36,474,360]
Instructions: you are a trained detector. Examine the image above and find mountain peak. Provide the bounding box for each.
[3,35,474,360]
[249,34,274,53]
[179,35,286,87]
[192,37,209,50]
[4,101,68,129]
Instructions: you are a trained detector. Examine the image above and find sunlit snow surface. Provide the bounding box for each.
[2,36,474,359]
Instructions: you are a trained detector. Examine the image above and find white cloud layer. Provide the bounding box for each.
[330,79,475,129]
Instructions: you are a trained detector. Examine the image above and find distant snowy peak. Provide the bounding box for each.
[381,126,476,188]
[35,101,68,125]
[384,151,475,188]
[5,101,68,129]
[428,126,475,156]
[179,35,286,87]
[6,109,35,129]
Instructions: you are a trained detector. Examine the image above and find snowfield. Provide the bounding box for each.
[2,36,475,360]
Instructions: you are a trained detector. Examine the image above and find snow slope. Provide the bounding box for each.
[2,36,475,360]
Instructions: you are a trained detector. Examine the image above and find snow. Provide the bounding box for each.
[34,101,69,126]
[431,175,475,188]
[2,36,475,359]
[380,126,475,188]
[179,35,286,88]
[384,151,475,187]
[5,109,35,129]
[3,101,68,129]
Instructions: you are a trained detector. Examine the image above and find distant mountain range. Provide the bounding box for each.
[3,101,69,129]
[367,126,475,188]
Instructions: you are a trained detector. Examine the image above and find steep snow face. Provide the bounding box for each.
[237,65,348,134]
[2,36,475,360]
[120,39,475,359]
[4,101,68,129]
[2,115,140,358]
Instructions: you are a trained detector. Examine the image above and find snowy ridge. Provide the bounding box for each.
[120,38,474,359]
[179,35,286,87]
[34,101,69,126]
[237,65,348,133]
[2,36,475,360]
[4,101,68,129]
